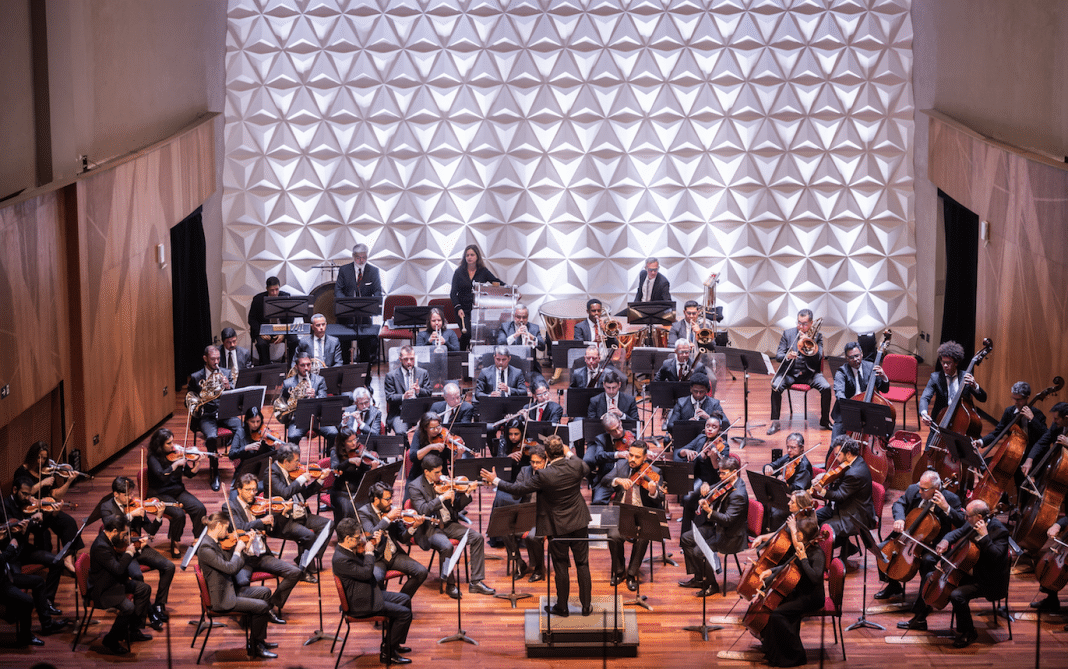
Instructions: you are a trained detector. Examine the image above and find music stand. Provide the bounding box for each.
[473,396,530,424]
[837,398,896,441]
[237,363,287,393]
[565,387,601,418]
[724,350,771,448]
[551,340,587,369]
[264,296,311,328]
[302,520,338,645]
[400,396,439,426]
[217,387,266,423]
[392,305,431,329]
[233,451,275,489]
[318,363,370,396]
[523,421,560,441]
[292,396,347,457]
[684,522,723,640]
[487,502,538,607]
[616,504,667,611]
[625,301,674,347]
[335,296,381,323]
[659,460,695,499]
[930,424,987,474]
[453,457,513,535]
[438,529,477,645]
[746,470,792,533]
[647,381,691,409]
[368,435,406,460]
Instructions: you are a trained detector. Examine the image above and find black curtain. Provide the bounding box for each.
[938,190,979,358]
[171,206,212,389]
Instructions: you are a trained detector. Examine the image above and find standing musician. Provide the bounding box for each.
[229,406,281,481]
[767,309,832,435]
[831,341,889,440]
[333,518,414,665]
[573,299,604,343]
[655,339,706,383]
[248,276,293,366]
[678,455,748,598]
[668,300,702,347]
[357,482,428,599]
[450,244,501,351]
[1032,516,1068,612]
[811,436,877,560]
[197,512,277,659]
[584,414,635,503]
[755,515,826,668]
[762,433,814,529]
[570,345,617,389]
[406,453,496,599]
[599,440,664,592]
[145,427,208,557]
[100,476,175,626]
[188,344,239,491]
[634,257,671,303]
[295,313,343,368]
[919,340,988,446]
[476,345,529,398]
[498,304,547,374]
[279,352,336,451]
[415,307,460,351]
[482,435,593,617]
[5,478,67,624]
[225,473,300,623]
[334,243,384,365]
[14,441,83,573]
[220,326,254,371]
[342,387,383,437]
[675,417,728,528]
[330,427,381,522]
[1,519,67,646]
[528,381,564,423]
[90,515,156,655]
[875,470,965,600]
[430,382,476,425]
[664,373,727,434]
[897,499,1010,649]
[265,444,332,581]
[587,369,640,421]
[384,345,432,437]
[408,412,469,487]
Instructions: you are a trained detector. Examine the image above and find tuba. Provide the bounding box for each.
[273,376,312,421]
[796,317,823,357]
[695,271,719,352]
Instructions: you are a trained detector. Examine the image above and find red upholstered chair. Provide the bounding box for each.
[317,456,336,513]
[818,523,835,577]
[871,481,887,539]
[192,565,252,664]
[803,557,846,659]
[786,358,824,420]
[71,553,132,652]
[378,295,418,372]
[881,353,920,430]
[330,574,389,669]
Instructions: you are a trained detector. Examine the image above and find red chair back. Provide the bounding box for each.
[75,552,91,598]
[882,353,917,384]
[428,298,456,325]
[826,557,845,613]
[746,498,764,537]
[317,456,336,490]
[194,565,213,610]
[382,295,417,322]
[818,523,835,570]
[332,573,350,613]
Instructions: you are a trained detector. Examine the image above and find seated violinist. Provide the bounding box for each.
[584,414,634,504]
[1,519,68,645]
[145,427,207,558]
[897,499,1010,649]
[342,387,383,438]
[356,482,428,599]
[675,417,728,528]
[330,427,382,523]
[100,476,175,626]
[5,478,67,621]
[762,433,814,529]
[1032,516,1068,612]
[811,436,876,561]
[406,453,495,599]
[587,370,640,422]
[228,406,281,482]
[407,412,470,488]
[225,473,300,624]
[678,455,748,598]
[264,444,332,582]
[15,442,83,574]
[875,470,964,600]
[600,440,664,592]
[489,419,532,549]
[90,515,155,655]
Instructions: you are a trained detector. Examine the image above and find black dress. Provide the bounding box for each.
[450,264,500,349]
[761,548,826,667]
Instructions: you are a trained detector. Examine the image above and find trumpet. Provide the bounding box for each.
[516,324,537,347]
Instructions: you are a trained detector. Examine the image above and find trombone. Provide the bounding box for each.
[770,317,822,392]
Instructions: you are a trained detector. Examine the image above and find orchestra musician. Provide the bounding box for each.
[497,304,546,374]
[767,309,832,435]
[384,345,432,436]
[430,382,476,425]
[634,257,671,303]
[332,518,414,665]
[676,417,728,528]
[875,470,965,600]
[145,427,208,558]
[356,482,428,599]
[573,299,604,343]
[247,276,293,365]
[15,441,83,574]
[228,406,281,481]
[1021,401,1068,479]
[342,387,383,437]
[667,300,702,347]
[570,345,617,389]
[587,369,640,422]
[762,433,814,529]
[295,313,343,368]
[664,373,727,434]
[489,418,533,557]
[330,427,381,522]
[476,346,529,397]
[975,381,1048,464]
[919,340,988,446]
[187,344,240,490]
[197,512,277,659]
[265,444,332,581]
[585,414,634,504]
[498,444,549,582]
[280,352,336,451]
[528,381,564,423]
[219,326,253,371]
[100,476,175,626]
[811,436,877,560]
[678,455,748,598]
[224,473,301,624]
[897,499,1010,649]
[1,520,67,646]
[408,412,467,487]
[415,307,460,351]
[655,339,706,383]
[600,440,664,591]
[830,341,889,440]
[482,435,593,617]
[1032,516,1068,612]
[450,244,501,351]
[5,478,67,626]
[90,515,156,655]
[334,243,384,365]
[406,453,496,598]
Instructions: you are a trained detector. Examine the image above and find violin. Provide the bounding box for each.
[809,459,849,499]
[430,427,473,455]
[123,498,182,515]
[433,476,484,494]
[612,430,636,452]
[219,529,261,551]
[166,446,218,463]
[249,427,283,446]
[248,496,271,517]
[267,496,294,515]
[288,462,335,481]
[113,531,149,554]
[703,467,741,505]
[41,461,93,480]
[400,510,442,527]
[22,497,78,515]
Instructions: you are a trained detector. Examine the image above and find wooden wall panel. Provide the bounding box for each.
[927,111,1068,413]
[0,388,64,496]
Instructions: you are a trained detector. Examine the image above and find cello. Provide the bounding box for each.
[742,525,828,639]
[738,506,817,600]
[920,515,985,610]
[1036,523,1068,593]
[924,338,993,494]
[1013,433,1068,554]
[846,330,894,485]
[875,476,955,583]
[970,376,1062,511]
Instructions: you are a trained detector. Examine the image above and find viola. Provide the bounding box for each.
[166,446,218,463]
[703,468,741,504]
[220,529,260,551]
[249,427,283,446]
[809,459,849,499]
[123,498,182,515]
[434,476,484,494]
[268,496,294,515]
[1036,525,1068,593]
[921,519,984,610]
[249,496,271,517]
[612,430,636,452]
[400,510,442,527]
[430,427,474,455]
[289,462,335,481]
[738,507,816,600]
[22,497,77,514]
[846,330,895,485]
[113,531,149,553]
[41,461,93,481]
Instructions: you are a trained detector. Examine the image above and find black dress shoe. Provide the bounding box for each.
[952,628,978,648]
[130,629,154,642]
[268,610,287,625]
[874,584,904,600]
[301,572,319,584]
[153,604,170,621]
[819,421,832,431]
[528,571,545,583]
[395,645,412,654]
[626,576,638,592]
[544,604,569,617]
[252,643,278,659]
[696,584,719,598]
[46,602,63,617]
[39,619,68,636]
[896,617,928,631]
[678,577,702,588]
[1031,597,1060,612]
[582,605,593,617]
[102,636,129,655]
[445,584,460,599]
[469,580,496,595]
[148,614,165,631]
[210,476,221,492]
[262,641,279,649]
[381,652,412,665]
[514,559,529,577]
[609,574,624,587]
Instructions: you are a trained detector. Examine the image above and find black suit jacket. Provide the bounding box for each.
[654,357,706,383]
[573,319,598,342]
[99,497,163,537]
[188,366,235,418]
[198,534,247,612]
[677,434,728,485]
[406,475,471,550]
[598,459,665,509]
[88,530,134,601]
[983,405,1047,449]
[668,319,699,346]
[943,517,1010,599]
[332,545,383,615]
[475,364,527,397]
[587,391,640,421]
[248,289,293,335]
[634,270,671,303]
[890,483,965,543]
[495,455,591,537]
[221,346,254,371]
[666,395,727,433]
[384,366,432,419]
[919,370,988,422]
[527,401,563,423]
[766,454,813,491]
[335,262,384,299]
[822,457,877,534]
[342,404,383,437]
[831,361,891,421]
[429,400,476,425]
[497,321,546,351]
[357,503,415,562]
[700,478,750,554]
[1028,423,1068,464]
[569,364,619,389]
[775,328,824,378]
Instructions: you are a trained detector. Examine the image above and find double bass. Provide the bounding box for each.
[1014,430,1068,554]
[845,330,894,485]
[920,516,985,610]
[924,338,993,494]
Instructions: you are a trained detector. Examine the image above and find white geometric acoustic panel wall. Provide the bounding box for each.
[222,0,916,354]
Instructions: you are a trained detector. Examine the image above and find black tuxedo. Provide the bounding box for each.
[527,401,563,423]
[771,327,832,423]
[919,370,988,446]
[475,364,527,398]
[197,535,270,644]
[331,545,411,652]
[334,261,383,363]
[89,530,152,639]
[654,357,706,383]
[356,502,428,599]
[665,395,727,433]
[430,400,476,425]
[815,456,877,541]
[384,365,432,434]
[406,475,487,583]
[99,497,174,607]
[634,270,671,303]
[587,391,640,422]
[248,288,293,365]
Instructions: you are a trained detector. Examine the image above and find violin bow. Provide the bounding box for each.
[56,421,76,470]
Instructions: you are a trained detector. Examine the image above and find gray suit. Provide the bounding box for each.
[406,474,487,583]
[197,535,270,644]
[296,334,343,368]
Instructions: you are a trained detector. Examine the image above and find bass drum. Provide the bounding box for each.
[310,281,337,322]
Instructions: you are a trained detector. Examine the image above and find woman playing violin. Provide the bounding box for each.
[330,427,382,523]
[17,442,76,501]
[408,412,467,488]
[675,416,728,528]
[488,419,533,549]
[679,455,748,597]
[145,427,208,557]
[12,442,83,573]
[228,406,280,472]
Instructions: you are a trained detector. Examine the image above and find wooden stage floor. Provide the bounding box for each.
[8,362,1066,668]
